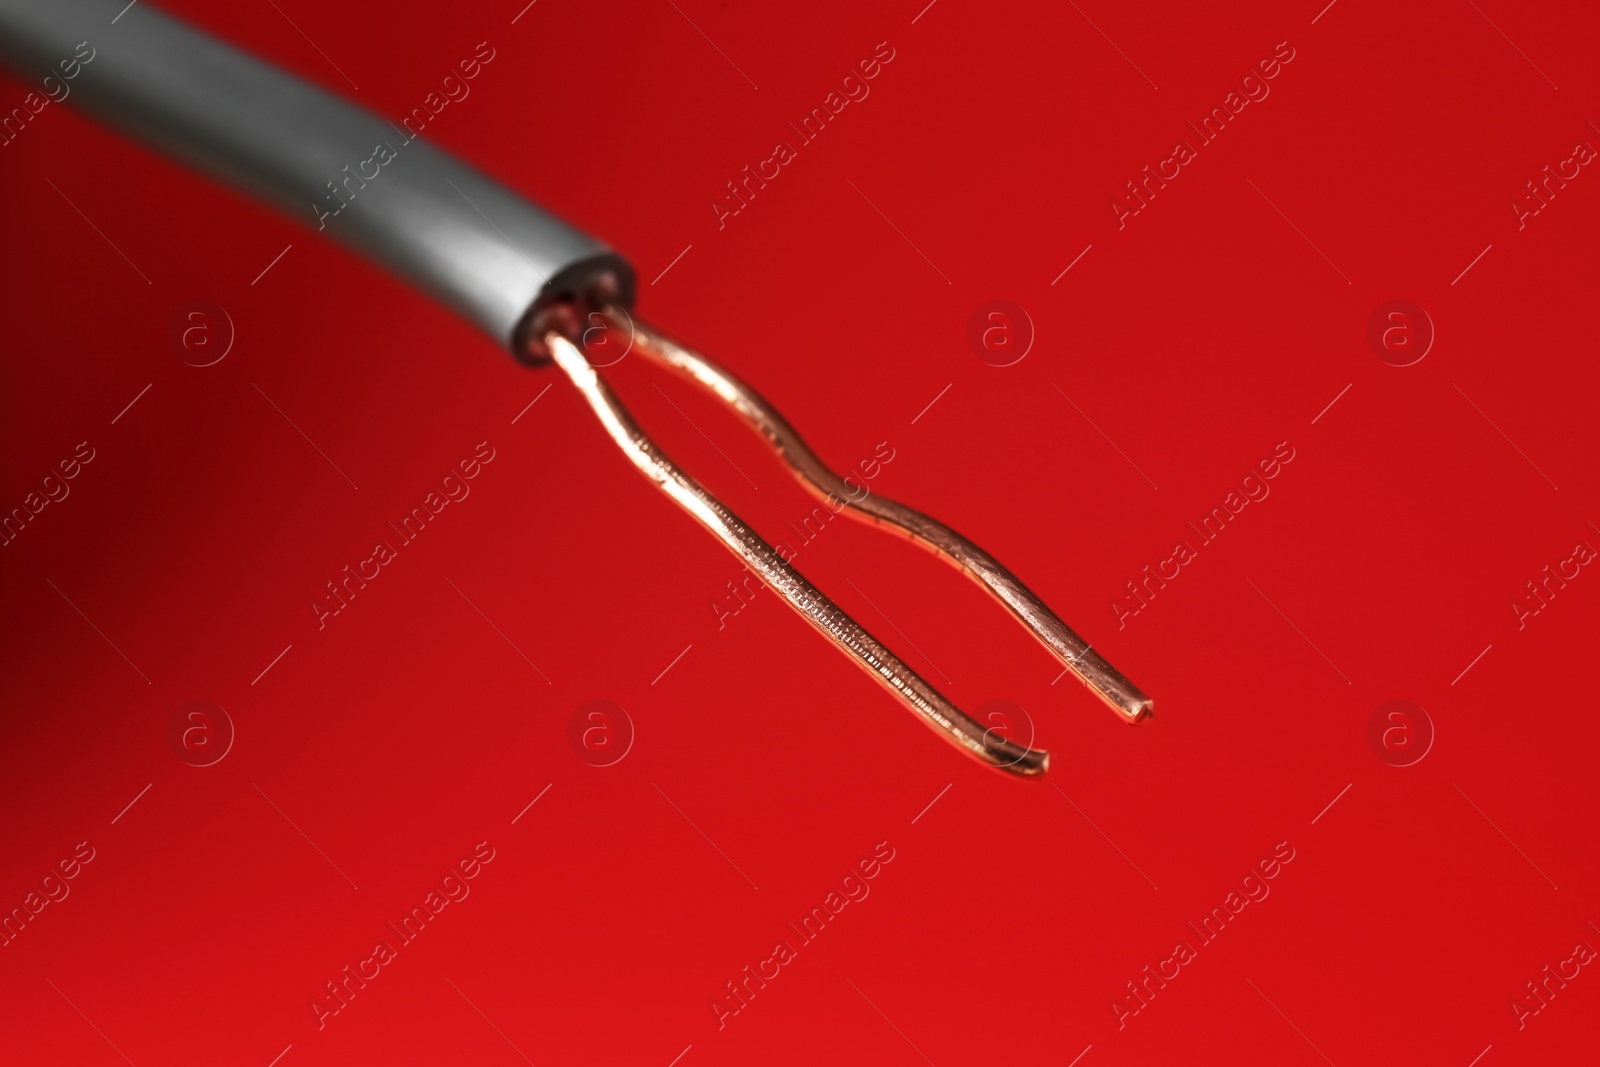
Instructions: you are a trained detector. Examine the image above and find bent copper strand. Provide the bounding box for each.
[604,310,1153,727]
[545,333,1048,777]
[0,0,1130,779]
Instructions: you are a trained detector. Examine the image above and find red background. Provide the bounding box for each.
[3,1,1598,1064]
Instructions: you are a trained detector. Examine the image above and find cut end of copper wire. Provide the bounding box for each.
[538,310,1152,778]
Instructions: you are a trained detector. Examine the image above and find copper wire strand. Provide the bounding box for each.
[603,310,1153,726]
[544,331,1049,777]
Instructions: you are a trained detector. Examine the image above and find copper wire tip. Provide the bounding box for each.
[539,313,1151,778]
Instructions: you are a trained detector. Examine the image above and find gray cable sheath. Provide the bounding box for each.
[0,0,633,351]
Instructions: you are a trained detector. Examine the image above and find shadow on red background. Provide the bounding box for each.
[2,1,1597,1063]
